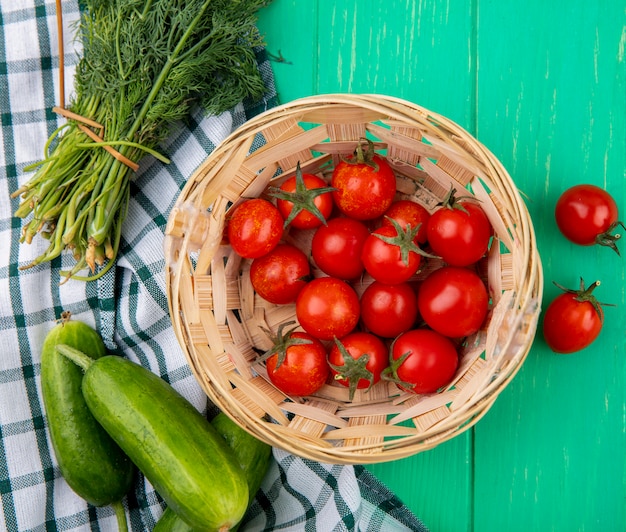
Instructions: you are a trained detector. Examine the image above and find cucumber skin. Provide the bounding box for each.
[40,320,135,507]
[211,412,272,499]
[81,355,248,532]
[154,508,195,532]
[154,412,272,532]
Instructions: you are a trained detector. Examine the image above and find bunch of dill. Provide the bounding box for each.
[12,0,271,281]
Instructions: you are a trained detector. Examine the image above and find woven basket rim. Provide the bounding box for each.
[164,93,543,464]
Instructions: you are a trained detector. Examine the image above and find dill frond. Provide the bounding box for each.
[13,0,272,281]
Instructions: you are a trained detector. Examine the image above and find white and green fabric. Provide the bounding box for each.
[0,1,429,530]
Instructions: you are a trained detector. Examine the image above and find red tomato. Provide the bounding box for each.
[361,224,424,284]
[381,199,430,245]
[250,244,311,304]
[295,277,360,340]
[331,140,396,220]
[328,332,389,400]
[227,198,284,259]
[417,266,489,338]
[311,217,370,280]
[263,325,329,396]
[555,184,624,255]
[360,281,418,338]
[426,197,492,266]
[272,165,335,229]
[543,279,607,353]
[386,328,459,394]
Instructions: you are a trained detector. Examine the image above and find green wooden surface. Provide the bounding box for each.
[257,2,626,531]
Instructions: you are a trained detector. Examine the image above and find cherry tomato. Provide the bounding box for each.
[386,328,459,394]
[381,199,430,245]
[555,184,624,255]
[295,277,360,340]
[271,164,335,229]
[311,217,370,280]
[250,244,311,304]
[543,278,608,354]
[331,139,396,220]
[361,222,425,284]
[227,198,284,259]
[262,323,329,396]
[426,192,492,267]
[360,281,418,338]
[417,266,489,338]
[328,332,389,401]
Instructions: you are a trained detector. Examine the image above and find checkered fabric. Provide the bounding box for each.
[0,1,429,531]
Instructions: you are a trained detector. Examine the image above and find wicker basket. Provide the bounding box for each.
[164,94,543,464]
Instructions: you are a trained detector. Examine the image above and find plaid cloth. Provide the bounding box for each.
[0,1,429,531]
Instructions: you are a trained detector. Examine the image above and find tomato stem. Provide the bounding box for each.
[380,351,414,390]
[267,161,336,228]
[595,220,625,256]
[437,186,479,213]
[340,137,380,171]
[375,217,440,265]
[552,278,614,318]
[258,321,312,369]
[328,337,374,402]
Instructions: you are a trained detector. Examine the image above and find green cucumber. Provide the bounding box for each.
[40,314,135,517]
[154,412,272,531]
[57,345,248,532]
[211,412,272,499]
[154,508,196,532]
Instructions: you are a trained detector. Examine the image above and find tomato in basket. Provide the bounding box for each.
[269,162,335,230]
[426,188,492,267]
[311,216,370,280]
[331,138,396,220]
[260,323,329,396]
[328,332,389,401]
[295,277,360,340]
[226,198,284,259]
[250,244,311,304]
[384,328,459,394]
[360,281,418,338]
[381,199,430,245]
[417,266,489,338]
[361,219,433,285]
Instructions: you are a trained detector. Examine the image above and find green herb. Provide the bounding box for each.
[12,0,271,281]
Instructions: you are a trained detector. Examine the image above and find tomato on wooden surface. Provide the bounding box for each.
[360,281,418,338]
[385,328,459,394]
[295,277,360,340]
[226,198,284,259]
[381,199,431,245]
[555,184,624,255]
[328,332,389,401]
[250,244,311,304]
[542,278,609,354]
[311,216,370,280]
[426,189,492,267]
[417,266,489,338]
[270,163,335,230]
[331,139,397,221]
[361,220,432,284]
[260,323,329,396]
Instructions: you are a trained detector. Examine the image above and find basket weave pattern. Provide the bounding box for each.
[164,94,543,464]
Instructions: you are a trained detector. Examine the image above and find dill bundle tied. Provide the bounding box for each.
[12,0,271,281]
